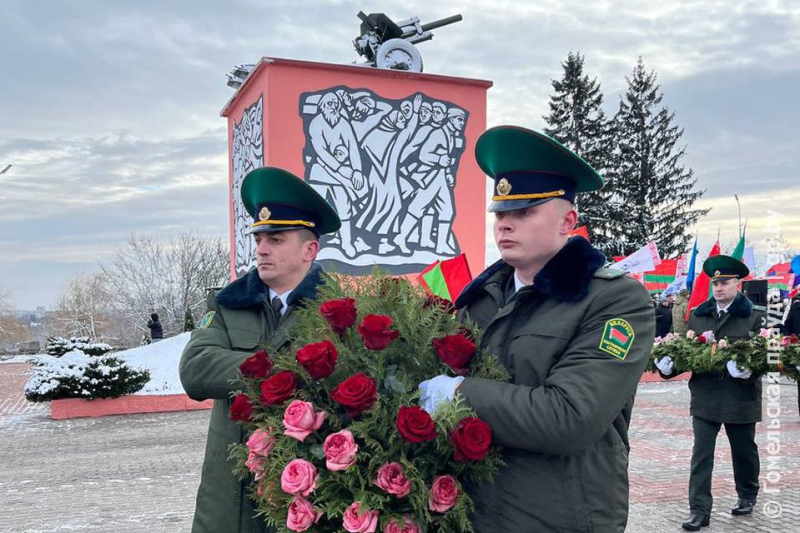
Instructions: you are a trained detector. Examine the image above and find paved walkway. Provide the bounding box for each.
[0,364,798,532]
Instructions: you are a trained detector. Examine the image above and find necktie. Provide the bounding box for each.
[272,296,284,317]
[718,310,726,320]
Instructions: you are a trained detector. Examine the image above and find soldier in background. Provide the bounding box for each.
[672,288,690,336]
[656,255,765,531]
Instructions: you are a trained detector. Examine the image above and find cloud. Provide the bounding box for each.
[1,0,798,307]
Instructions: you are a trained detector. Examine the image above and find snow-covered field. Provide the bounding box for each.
[0,332,191,396]
[115,332,191,395]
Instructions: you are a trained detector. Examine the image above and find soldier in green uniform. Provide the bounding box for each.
[180,167,340,533]
[655,255,765,531]
[420,126,655,532]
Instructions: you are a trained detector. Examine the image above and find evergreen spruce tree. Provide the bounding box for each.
[610,57,709,258]
[543,52,625,256]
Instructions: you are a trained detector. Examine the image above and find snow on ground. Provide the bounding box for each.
[116,333,191,395]
[2,333,191,396]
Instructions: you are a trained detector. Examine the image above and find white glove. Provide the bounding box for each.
[726,360,752,379]
[418,375,465,413]
[655,356,674,376]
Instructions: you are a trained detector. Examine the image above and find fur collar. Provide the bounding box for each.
[455,236,607,308]
[215,263,325,309]
[693,291,753,318]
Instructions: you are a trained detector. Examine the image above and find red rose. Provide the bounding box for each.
[423,294,455,313]
[357,314,400,351]
[450,417,492,462]
[259,371,299,406]
[319,298,357,335]
[230,393,254,421]
[331,373,377,416]
[697,335,707,344]
[432,334,476,372]
[296,341,338,379]
[239,349,274,378]
[396,405,438,443]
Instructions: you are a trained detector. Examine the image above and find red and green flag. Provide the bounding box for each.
[643,259,679,295]
[419,254,473,302]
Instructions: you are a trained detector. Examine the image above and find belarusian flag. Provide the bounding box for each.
[419,254,473,302]
[643,259,679,295]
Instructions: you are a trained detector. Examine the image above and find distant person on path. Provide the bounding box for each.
[146,313,163,343]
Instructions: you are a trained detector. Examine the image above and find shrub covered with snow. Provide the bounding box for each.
[46,336,113,357]
[25,350,151,402]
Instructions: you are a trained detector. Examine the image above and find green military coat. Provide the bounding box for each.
[684,292,765,424]
[454,237,655,532]
[180,264,326,533]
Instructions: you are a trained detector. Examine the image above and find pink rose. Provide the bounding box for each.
[686,330,696,339]
[342,502,379,533]
[246,428,277,457]
[383,516,420,533]
[718,339,729,349]
[281,459,318,497]
[245,451,265,476]
[702,330,715,342]
[373,462,411,498]
[323,429,358,471]
[759,328,771,339]
[286,496,322,532]
[283,400,326,441]
[428,475,459,513]
[653,336,663,346]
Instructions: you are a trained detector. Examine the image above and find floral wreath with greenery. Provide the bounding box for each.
[647,329,800,382]
[228,273,510,533]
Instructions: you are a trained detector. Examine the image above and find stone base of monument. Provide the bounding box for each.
[51,394,213,420]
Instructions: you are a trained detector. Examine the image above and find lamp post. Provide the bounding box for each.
[734,194,742,240]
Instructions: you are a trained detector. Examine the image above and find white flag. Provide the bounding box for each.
[611,241,662,273]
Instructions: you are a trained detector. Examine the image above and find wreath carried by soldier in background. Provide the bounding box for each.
[647,328,800,382]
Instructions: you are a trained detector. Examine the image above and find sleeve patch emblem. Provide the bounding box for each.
[599,318,635,360]
[198,311,216,329]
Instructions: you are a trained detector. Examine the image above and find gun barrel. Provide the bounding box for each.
[420,14,462,32]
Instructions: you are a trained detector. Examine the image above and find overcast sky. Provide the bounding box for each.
[1,0,798,309]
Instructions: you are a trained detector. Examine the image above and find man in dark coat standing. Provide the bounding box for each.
[180,167,341,533]
[419,126,654,532]
[655,255,765,530]
[147,313,163,342]
[655,295,674,338]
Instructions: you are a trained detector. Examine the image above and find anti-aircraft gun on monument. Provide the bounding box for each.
[353,12,463,72]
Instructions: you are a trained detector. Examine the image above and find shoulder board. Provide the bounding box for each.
[594,268,625,280]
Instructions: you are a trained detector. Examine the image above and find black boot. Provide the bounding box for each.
[731,498,756,515]
[681,513,710,531]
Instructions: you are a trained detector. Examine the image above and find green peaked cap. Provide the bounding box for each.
[703,254,749,280]
[241,167,341,236]
[475,126,605,193]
